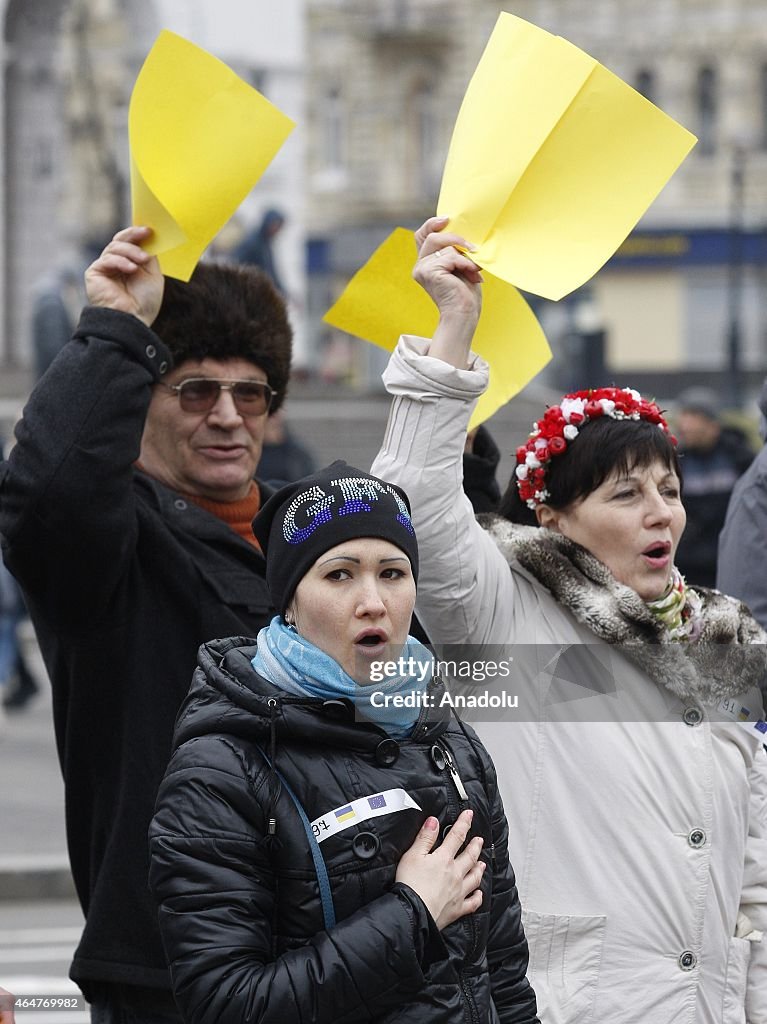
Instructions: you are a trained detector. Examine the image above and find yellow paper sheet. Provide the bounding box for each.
[323,228,551,428]
[438,14,697,300]
[129,30,295,280]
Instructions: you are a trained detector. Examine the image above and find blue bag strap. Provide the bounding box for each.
[255,744,337,930]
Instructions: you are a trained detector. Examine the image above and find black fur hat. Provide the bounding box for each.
[152,261,292,411]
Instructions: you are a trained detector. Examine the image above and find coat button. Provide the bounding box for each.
[145,344,157,358]
[375,738,399,766]
[430,744,446,771]
[683,707,703,726]
[687,828,707,848]
[158,360,169,374]
[678,950,697,971]
[352,831,380,860]
[174,499,187,511]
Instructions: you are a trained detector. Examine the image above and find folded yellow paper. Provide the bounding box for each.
[323,228,551,428]
[322,13,696,423]
[438,13,697,300]
[129,30,295,280]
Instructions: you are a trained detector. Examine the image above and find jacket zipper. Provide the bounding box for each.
[438,737,481,1023]
[437,738,469,802]
[459,970,481,1024]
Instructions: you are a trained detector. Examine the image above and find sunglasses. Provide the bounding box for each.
[163,378,276,416]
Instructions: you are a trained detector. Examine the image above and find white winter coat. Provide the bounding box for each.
[372,336,767,1024]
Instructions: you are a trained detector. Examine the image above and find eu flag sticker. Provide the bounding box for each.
[756,720,767,734]
[368,794,386,810]
[335,805,355,822]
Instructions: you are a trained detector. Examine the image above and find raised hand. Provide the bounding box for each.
[84,226,164,327]
[413,216,482,323]
[395,808,486,929]
[412,216,482,368]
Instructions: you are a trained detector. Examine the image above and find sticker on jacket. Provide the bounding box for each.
[717,698,767,742]
[310,789,421,844]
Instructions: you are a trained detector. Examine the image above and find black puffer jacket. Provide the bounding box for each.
[149,637,538,1024]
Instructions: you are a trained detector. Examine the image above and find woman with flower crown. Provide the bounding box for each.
[372,216,767,1024]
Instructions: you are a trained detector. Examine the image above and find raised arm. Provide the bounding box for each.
[371,217,516,647]
[0,227,166,622]
[411,215,482,368]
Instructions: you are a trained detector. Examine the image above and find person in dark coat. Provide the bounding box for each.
[30,265,82,380]
[233,207,286,292]
[673,386,754,588]
[464,424,502,513]
[718,379,767,659]
[256,408,317,484]
[149,463,538,1024]
[0,227,292,1022]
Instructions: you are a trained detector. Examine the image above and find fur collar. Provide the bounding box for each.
[478,513,767,705]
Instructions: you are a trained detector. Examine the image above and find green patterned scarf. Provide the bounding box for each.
[645,567,703,641]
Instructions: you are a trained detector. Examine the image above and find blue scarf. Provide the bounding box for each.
[251,617,433,739]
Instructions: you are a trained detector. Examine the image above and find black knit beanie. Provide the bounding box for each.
[252,461,419,615]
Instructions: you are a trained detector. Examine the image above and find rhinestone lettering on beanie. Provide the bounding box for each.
[253,460,420,614]
[282,486,334,543]
[282,476,414,545]
[336,477,414,531]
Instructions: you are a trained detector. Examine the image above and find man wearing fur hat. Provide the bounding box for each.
[0,226,291,1022]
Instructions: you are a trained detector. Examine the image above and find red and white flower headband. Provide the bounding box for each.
[515,386,675,510]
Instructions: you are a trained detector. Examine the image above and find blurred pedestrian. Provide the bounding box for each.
[232,207,286,293]
[463,424,502,513]
[0,442,38,719]
[256,407,317,484]
[0,555,20,729]
[673,386,754,588]
[0,225,292,1023]
[31,263,83,380]
[718,378,767,646]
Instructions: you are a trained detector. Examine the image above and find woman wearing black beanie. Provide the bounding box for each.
[149,461,538,1024]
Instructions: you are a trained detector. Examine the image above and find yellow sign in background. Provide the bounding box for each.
[324,13,697,422]
[323,229,551,430]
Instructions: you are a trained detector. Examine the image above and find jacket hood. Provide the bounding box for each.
[172,636,451,753]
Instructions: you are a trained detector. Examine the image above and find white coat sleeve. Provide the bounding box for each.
[744,742,767,1023]
[371,335,517,648]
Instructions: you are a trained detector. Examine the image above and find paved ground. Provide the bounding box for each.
[0,900,86,1022]
[0,626,72,901]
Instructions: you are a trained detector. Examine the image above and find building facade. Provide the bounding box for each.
[3,1,766,402]
[0,0,306,376]
[305,0,767,402]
